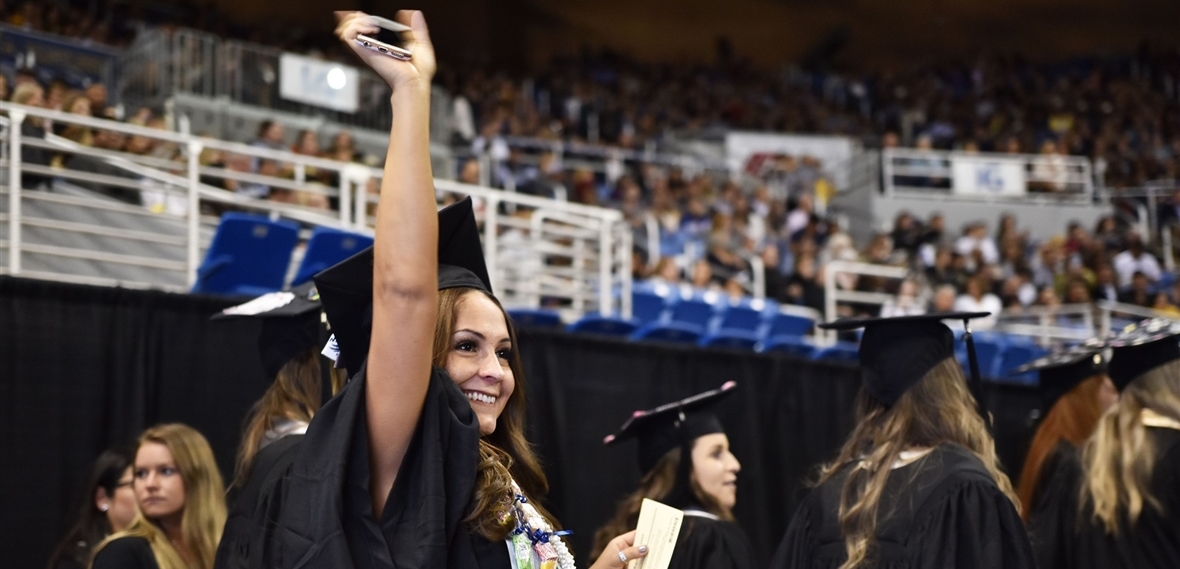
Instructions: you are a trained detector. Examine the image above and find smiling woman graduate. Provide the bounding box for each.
[216,11,648,569]
[769,313,1035,569]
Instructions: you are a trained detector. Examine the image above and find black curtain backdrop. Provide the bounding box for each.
[0,277,1042,568]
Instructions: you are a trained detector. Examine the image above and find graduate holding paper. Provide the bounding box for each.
[593,382,757,569]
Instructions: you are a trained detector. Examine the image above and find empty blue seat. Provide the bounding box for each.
[667,297,716,329]
[716,304,763,333]
[698,329,760,350]
[193,213,300,296]
[629,321,703,344]
[632,291,669,325]
[291,227,374,286]
[767,312,815,337]
[507,308,562,328]
[566,315,638,336]
[760,335,818,358]
[999,344,1049,383]
[813,342,860,363]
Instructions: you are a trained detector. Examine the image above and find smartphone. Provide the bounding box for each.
[356,15,412,60]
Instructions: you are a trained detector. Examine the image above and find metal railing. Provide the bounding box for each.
[882,148,1095,201]
[119,28,398,132]
[0,101,631,318]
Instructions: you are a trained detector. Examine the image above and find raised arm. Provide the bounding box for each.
[335,10,438,516]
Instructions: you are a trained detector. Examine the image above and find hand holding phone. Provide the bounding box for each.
[356,15,412,60]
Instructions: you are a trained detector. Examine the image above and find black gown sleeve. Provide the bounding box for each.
[669,517,758,569]
[769,493,819,569]
[91,536,159,569]
[912,479,1035,569]
[1027,444,1083,569]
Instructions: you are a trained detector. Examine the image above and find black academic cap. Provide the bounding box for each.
[819,312,990,407]
[1010,347,1105,410]
[603,381,737,474]
[313,197,491,375]
[1104,318,1180,391]
[213,281,323,379]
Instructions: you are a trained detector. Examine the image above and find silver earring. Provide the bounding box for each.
[100,504,110,512]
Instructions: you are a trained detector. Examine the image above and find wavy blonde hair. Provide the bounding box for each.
[1080,360,1180,534]
[94,424,227,569]
[820,358,1018,569]
[432,288,555,541]
[1016,374,1109,520]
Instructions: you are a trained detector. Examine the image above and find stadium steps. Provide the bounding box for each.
[0,183,212,290]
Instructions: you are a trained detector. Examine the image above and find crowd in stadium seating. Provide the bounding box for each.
[6,1,1180,328]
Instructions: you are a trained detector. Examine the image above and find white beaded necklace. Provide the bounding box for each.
[509,480,576,569]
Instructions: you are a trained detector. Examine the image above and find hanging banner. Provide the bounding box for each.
[278,53,359,113]
[950,155,1027,196]
[724,132,857,191]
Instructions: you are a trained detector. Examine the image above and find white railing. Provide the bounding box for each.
[882,148,1095,201]
[821,260,910,344]
[0,101,630,318]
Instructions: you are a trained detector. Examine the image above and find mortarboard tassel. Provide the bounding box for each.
[961,319,991,428]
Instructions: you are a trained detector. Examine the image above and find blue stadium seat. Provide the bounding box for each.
[507,308,563,328]
[999,343,1049,383]
[813,342,860,363]
[716,303,763,333]
[193,213,299,296]
[956,335,1005,379]
[767,312,815,337]
[566,315,638,336]
[291,227,374,286]
[698,329,760,350]
[632,290,669,325]
[629,321,703,344]
[760,335,819,358]
[668,296,718,329]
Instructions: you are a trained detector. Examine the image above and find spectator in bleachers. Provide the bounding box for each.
[880,278,926,317]
[1112,232,1162,288]
[1092,264,1120,303]
[10,81,52,188]
[251,120,285,152]
[954,275,1002,329]
[783,255,824,312]
[1118,271,1154,308]
[784,193,814,239]
[890,212,923,255]
[326,131,361,163]
[689,259,717,291]
[955,223,1000,270]
[56,92,94,146]
[1094,216,1126,253]
[1030,139,1069,193]
[86,82,112,118]
[0,73,9,101]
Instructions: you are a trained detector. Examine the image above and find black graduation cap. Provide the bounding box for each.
[212,281,324,379]
[1103,318,1180,391]
[603,381,737,474]
[313,197,491,375]
[819,312,991,409]
[1010,348,1105,410]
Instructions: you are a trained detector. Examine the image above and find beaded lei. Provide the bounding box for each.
[505,480,575,569]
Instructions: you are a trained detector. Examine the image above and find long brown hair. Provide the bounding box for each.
[1080,360,1180,534]
[1016,374,1108,520]
[232,350,344,489]
[94,424,227,569]
[820,358,1018,569]
[432,287,554,541]
[589,444,733,560]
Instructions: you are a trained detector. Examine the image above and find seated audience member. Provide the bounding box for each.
[880,279,926,317]
[327,130,361,163]
[47,447,138,569]
[1118,271,1153,308]
[953,276,1001,329]
[1112,232,1161,288]
[10,82,53,188]
[1091,265,1119,303]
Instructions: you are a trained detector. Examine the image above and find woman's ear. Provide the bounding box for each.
[94,487,111,512]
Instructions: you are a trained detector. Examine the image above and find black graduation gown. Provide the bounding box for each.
[669,512,757,569]
[213,434,304,569]
[1031,426,1180,569]
[769,444,1035,569]
[224,363,508,569]
[1025,441,1081,569]
[91,536,159,569]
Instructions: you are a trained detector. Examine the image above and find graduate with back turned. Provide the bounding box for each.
[1030,318,1180,569]
[770,312,1035,569]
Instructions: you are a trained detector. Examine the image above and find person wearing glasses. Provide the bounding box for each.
[46,447,138,569]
